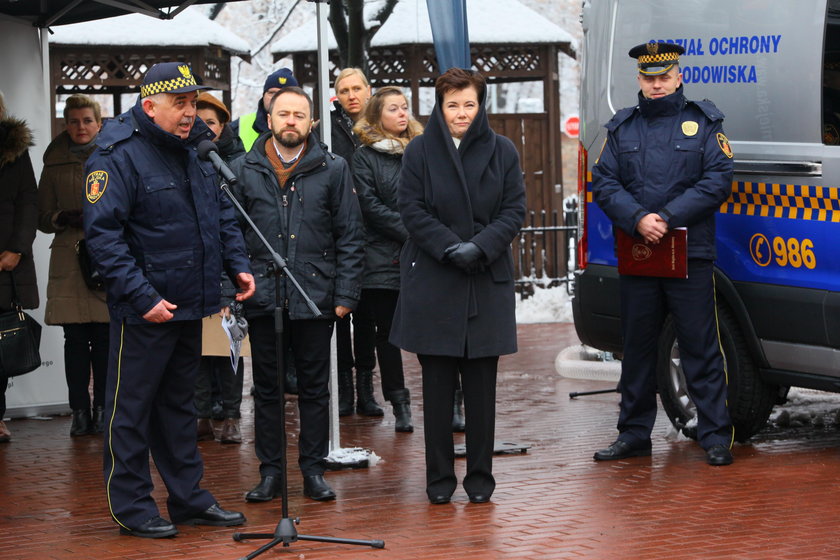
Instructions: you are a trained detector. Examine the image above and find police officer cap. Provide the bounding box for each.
[628,42,685,76]
[140,62,210,98]
[263,68,299,93]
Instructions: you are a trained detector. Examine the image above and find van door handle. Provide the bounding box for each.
[734,160,822,177]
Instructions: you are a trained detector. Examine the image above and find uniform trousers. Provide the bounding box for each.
[418,354,498,499]
[195,356,244,419]
[103,319,215,529]
[249,312,333,477]
[618,259,733,449]
[354,288,406,398]
[336,312,375,373]
[63,322,109,411]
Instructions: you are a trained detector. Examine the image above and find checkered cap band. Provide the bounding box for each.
[141,75,198,98]
[637,52,681,65]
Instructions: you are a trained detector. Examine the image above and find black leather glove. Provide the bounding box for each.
[444,242,485,274]
[55,209,83,228]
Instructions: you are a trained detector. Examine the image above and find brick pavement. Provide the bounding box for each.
[2,322,840,559]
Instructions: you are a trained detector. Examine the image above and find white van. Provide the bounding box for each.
[574,0,840,440]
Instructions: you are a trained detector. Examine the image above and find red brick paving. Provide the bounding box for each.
[2,322,840,559]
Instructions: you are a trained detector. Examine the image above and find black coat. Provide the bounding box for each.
[229,133,365,319]
[389,91,526,358]
[330,101,361,166]
[0,117,39,310]
[352,135,408,291]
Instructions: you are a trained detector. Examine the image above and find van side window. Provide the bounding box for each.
[823,2,840,144]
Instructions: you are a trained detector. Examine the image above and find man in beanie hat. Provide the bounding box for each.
[83,61,255,538]
[590,42,735,466]
[231,67,299,151]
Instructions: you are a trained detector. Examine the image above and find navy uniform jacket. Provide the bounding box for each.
[83,101,251,323]
[591,86,734,260]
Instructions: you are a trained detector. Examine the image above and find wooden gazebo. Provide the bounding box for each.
[272,0,576,216]
[48,9,250,136]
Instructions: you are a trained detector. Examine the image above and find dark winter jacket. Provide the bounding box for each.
[83,101,251,323]
[0,117,39,310]
[37,130,109,325]
[591,86,734,260]
[389,88,526,358]
[228,133,365,320]
[330,101,361,166]
[351,122,420,291]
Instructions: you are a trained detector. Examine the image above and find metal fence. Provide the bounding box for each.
[512,199,578,297]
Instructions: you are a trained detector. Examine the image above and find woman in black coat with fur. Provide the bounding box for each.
[390,69,526,504]
[0,93,40,443]
[352,86,423,433]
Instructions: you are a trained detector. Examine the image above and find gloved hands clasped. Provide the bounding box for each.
[444,241,485,274]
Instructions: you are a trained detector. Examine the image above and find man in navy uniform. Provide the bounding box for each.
[590,42,735,466]
[84,62,256,538]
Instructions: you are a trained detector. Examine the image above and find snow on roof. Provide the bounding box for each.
[49,7,250,56]
[272,0,576,56]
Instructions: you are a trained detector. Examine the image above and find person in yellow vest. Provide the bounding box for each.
[231,68,299,152]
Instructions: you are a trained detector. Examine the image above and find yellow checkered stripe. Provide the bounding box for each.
[140,76,197,98]
[638,52,680,64]
[720,182,840,221]
[583,177,840,221]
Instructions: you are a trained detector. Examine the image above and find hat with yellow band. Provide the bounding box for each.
[628,41,686,76]
[140,62,210,98]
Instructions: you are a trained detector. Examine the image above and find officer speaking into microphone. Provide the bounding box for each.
[83,62,255,538]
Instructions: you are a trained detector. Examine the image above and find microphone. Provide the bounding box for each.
[197,139,238,185]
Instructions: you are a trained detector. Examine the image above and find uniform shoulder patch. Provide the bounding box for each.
[86,170,108,203]
[716,133,734,158]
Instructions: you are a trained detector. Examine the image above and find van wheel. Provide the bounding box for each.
[656,304,777,442]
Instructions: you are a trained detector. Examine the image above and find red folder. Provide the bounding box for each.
[616,228,688,279]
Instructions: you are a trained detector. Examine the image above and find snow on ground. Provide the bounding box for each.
[515,283,574,324]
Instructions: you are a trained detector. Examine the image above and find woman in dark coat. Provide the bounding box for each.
[0,93,40,443]
[195,92,247,444]
[38,94,109,437]
[390,68,526,504]
[351,86,423,432]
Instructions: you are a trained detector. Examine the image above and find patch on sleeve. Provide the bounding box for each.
[86,170,108,203]
[716,133,733,159]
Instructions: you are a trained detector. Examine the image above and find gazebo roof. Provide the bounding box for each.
[271,0,577,58]
[49,8,251,59]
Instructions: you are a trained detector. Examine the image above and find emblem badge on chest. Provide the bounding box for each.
[681,121,699,136]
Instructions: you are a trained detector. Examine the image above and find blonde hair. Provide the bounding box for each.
[63,94,102,123]
[334,68,369,92]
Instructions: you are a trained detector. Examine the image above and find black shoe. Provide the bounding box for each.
[245,475,282,502]
[355,370,384,416]
[428,494,451,505]
[119,516,178,538]
[303,474,336,501]
[176,503,245,526]
[70,409,92,437]
[593,439,652,461]
[706,444,734,466]
[388,389,414,433]
[468,494,491,504]
[285,365,299,395]
[92,406,105,434]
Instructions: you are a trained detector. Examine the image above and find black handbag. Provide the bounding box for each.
[76,238,105,291]
[0,271,42,377]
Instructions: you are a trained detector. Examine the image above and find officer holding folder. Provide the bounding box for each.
[590,41,735,466]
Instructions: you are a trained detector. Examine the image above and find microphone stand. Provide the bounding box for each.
[216,175,384,557]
